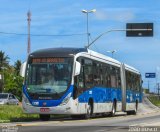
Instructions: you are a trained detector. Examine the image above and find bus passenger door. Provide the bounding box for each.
[74,59,86,113]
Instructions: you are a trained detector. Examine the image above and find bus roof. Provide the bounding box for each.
[124,64,140,74]
[87,49,121,66]
[29,47,87,58]
[29,47,140,74]
[88,49,140,74]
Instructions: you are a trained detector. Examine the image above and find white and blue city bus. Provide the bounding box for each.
[21,47,142,121]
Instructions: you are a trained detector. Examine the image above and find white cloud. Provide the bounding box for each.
[95,8,135,22]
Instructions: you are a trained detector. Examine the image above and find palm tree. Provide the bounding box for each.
[0,50,10,71]
[14,60,22,75]
[0,51,9,92]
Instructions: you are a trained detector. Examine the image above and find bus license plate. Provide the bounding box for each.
[40,108,50,112]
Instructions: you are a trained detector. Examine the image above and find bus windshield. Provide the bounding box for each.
[26,57,73,99]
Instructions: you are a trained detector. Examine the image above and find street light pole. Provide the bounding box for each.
[158,83,160,100]
[82,9,96,46]
[86,12,89,45]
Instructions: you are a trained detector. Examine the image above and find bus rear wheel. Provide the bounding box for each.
[127,102,138,115]
[109,102,116,117]
[39,114,50,121]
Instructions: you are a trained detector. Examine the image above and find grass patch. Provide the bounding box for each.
[148,95,160,107]
[0,105,70,123]
[0,105,39,123]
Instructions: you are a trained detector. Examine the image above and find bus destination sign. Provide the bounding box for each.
[32,58,65,63]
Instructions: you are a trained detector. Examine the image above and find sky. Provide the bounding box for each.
[0,0,160,92]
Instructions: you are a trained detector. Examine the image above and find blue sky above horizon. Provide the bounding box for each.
[0,0,160,92]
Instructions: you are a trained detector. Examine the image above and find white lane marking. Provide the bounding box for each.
[94,127,127,132]
[130,121,160,127]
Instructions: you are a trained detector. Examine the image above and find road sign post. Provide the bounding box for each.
[145,73,156,78]
[145,73,156,94]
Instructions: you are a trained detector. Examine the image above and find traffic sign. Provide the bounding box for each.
[145,73,156,78]
[126,23,153,37]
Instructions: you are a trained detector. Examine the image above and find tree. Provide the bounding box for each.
[0,50,9,71]
[14,60,22,75]
[0,51,23,99]
[4,66,23,101]
[0,51,10,92]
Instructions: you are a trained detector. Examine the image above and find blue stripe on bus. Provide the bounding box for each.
[77,87,142,103]
[78,87,121,103]
[23,85,142,107]
[23,85,73,107]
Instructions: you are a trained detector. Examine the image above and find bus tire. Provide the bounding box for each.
[84,102,92,119]
[133,101,138,115]
[110,101,116,117]
[127,102,138,115]
[39,114,50,121]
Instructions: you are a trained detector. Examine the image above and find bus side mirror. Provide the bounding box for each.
[74,61,81,76]
[20,61,27,77]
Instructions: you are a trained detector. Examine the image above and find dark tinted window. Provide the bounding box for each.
[0,94,8,99]
[126,70,141,92]
[75,57,121,89]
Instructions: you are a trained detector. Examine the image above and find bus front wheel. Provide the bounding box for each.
[109,102,116,117]
[39,114,50,121]
[84,102,92,119]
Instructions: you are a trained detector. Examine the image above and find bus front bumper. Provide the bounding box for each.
[22,99,78,115]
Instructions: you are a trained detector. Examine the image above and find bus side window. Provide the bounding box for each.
[78,66,84,89]
[104,65,111,88]
[136,75,141,92]
[84,59,93,89]
[111,66,117,88]
[132,74,136,91]
[115,68,121,88]
[93,61,102,86]
[126,71,132,90]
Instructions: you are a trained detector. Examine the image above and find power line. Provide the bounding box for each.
[0,31,87,37]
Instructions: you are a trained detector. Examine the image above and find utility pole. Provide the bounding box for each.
[27,11,31,55]
[158,83,160,100]
[148,80,150,93]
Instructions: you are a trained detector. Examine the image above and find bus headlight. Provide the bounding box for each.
[60,93,71,106]
[23,94,31,106]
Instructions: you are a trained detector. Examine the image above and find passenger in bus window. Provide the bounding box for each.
[47,74,55,85]
[47,69,56,85]
[39,72,46,84]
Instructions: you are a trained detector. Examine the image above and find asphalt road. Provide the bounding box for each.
[1,96,160,132]
[4,112,160,132]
